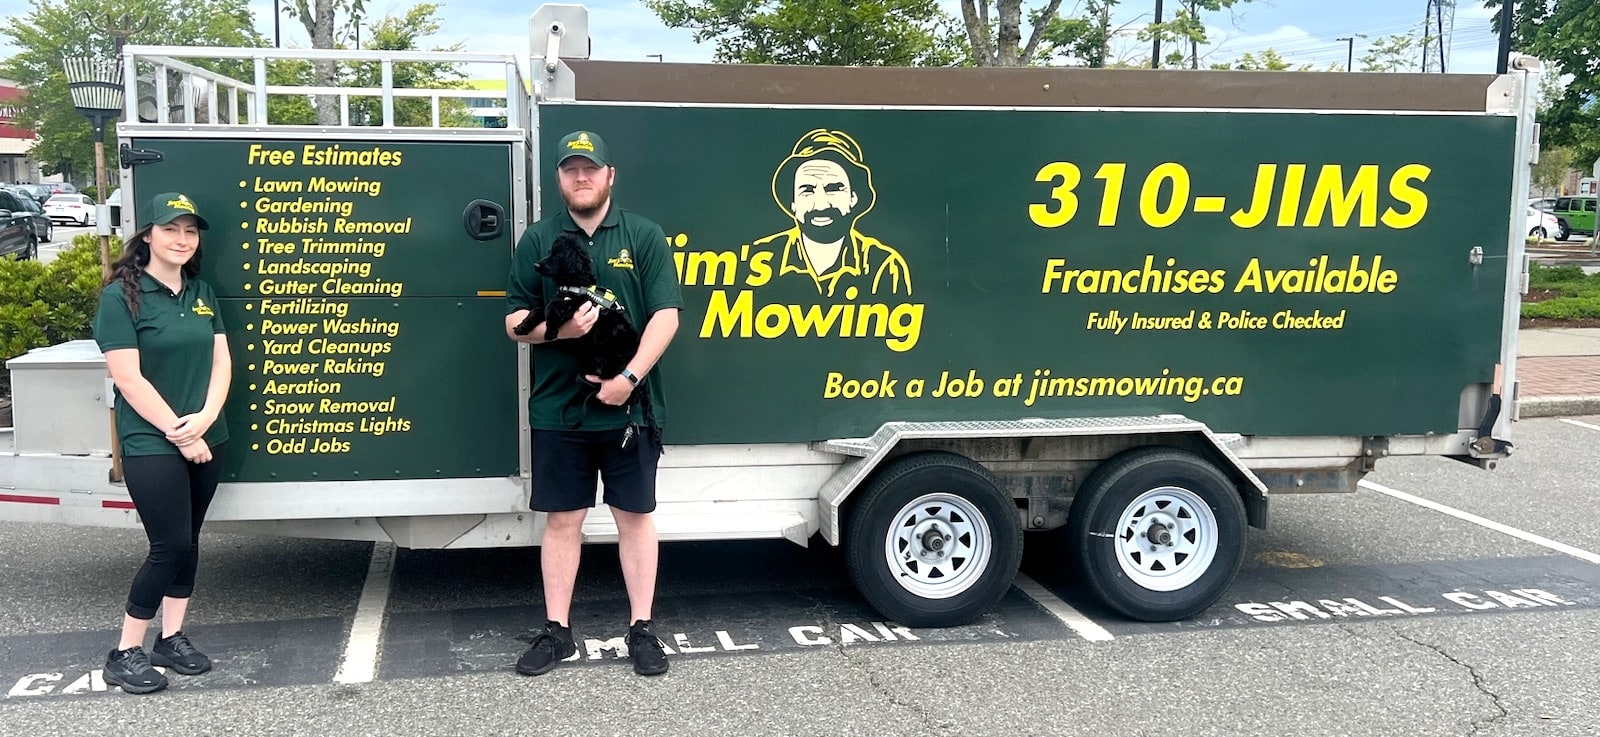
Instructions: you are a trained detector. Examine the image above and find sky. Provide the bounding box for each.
[0,0,1509,75]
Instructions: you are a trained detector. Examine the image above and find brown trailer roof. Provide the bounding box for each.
[566,60,1499,113]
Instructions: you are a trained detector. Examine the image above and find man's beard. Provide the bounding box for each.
[562,180,612,217]
[797,206,852,244]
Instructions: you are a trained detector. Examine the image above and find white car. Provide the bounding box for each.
[45,194,96,226]
[1527,206,1560,240]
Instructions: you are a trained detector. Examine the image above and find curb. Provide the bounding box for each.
[1519,396,1600,419]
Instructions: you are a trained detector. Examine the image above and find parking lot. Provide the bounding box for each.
[0,415,1595,736]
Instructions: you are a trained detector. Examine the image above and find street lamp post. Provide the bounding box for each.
[62,56,125,281]
[1336,37,1354,72]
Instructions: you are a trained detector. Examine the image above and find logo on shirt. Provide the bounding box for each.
[608,249,635,270]
[192,297,214,316]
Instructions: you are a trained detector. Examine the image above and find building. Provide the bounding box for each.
[0,78,44,183]
[461,78,526,128]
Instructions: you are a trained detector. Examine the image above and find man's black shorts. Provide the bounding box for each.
[530,428,660,513]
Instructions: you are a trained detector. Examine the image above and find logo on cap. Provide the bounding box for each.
[167,194,197,213]
[567,133,596,153]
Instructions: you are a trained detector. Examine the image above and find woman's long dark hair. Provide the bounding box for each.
[105,224,204,320]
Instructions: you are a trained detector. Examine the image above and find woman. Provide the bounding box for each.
[92,192,231,695]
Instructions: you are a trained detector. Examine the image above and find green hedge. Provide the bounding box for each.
[0,235,121,397]
[1523,263,1600,320]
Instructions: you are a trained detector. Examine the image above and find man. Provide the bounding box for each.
[755,128,912,297]
[504,130,683,677]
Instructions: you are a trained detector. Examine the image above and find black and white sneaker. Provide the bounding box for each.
[515,621,576,676]
[151,631,212,676]
[104,646,169,694]
[627,620,669,676]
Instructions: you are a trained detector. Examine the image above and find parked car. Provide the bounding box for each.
[11,183,55,204]
[1,187,52,243]
[0,188,39,259]
[1527,206,1561,240]
[45,193,96,226]
[1548,196,1597,236]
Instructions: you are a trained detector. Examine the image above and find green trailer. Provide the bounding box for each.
[0,5,1538,626]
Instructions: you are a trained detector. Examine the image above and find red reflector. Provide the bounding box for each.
[103,500,137,510]
[0,493,60,505]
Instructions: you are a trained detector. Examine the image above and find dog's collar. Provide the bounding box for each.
[558,284,625,312]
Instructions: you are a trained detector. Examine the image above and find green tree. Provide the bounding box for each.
[1033,0,1124,67]
[280,0,368,124]
[345,4,472,127]
[1209,48,1312,71]
[0,0,263,182]
[956,0,1075,66]
[644,0,959,66]
[1142,0,1252,69]
[1531,146,1574,195]
[1486,0,1600,166]
[1359,32,1421,73]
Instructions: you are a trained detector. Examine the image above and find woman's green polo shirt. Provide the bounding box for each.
[93,274,230,456]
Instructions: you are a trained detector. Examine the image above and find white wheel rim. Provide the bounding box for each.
[882,492,992,599]
[1113,486,1218,592]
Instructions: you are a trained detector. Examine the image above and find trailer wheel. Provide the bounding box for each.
[845,451,1022,627]
[1067,447,1246,622]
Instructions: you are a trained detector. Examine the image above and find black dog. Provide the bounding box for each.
[514,234,658,446]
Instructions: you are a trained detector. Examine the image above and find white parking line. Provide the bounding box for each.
[1560,419,1600,433]
[1014,574,1114,641]
[1360,480,1600,566]
[334,542,396,684]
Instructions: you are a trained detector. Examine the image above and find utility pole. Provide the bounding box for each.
[1336,36,1354,71]
[1495,0,1513,74]
[1151,0,1163,69]
[274,0,282,47]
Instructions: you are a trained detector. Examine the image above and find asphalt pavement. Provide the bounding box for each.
[0,415,1597,736]
[2,227,1595,735]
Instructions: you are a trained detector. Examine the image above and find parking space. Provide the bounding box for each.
[0,416,1597,735]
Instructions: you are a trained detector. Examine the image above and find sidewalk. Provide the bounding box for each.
[1517,327,1600,418]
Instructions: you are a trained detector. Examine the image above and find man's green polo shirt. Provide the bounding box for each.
[94,274,230,456]
[506,204,683,432]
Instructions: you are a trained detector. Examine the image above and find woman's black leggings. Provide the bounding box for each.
[121,446,226,620]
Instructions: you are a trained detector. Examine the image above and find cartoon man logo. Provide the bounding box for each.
[754,129,911,297]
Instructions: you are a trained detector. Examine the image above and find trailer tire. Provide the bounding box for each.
[845,451,1021,628]
[1067,447,1246,622]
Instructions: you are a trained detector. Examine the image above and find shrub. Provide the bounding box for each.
[1527,263,1588,286]
[0,234,122,397]
[1523,295,1600,320]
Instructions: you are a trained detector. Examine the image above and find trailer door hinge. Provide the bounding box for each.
[119,143,163,169]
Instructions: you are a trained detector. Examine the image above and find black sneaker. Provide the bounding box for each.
[151,631,212,676]
[627,620,669,676]
[515,621,576,676]
[103,646,168,694]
